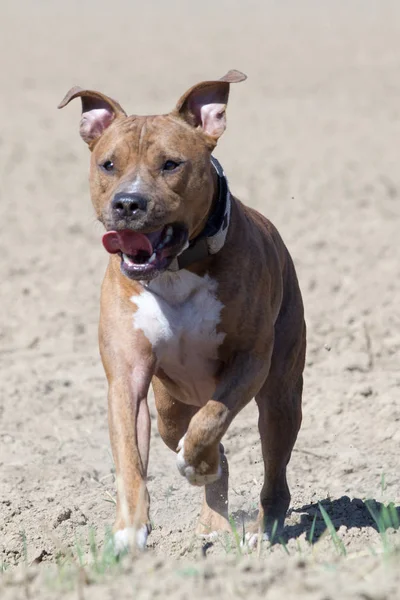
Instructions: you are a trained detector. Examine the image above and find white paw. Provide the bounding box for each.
[113,525,149,554]
[241,531,269,550]
[176,436,222,486]
[198,531,220,542]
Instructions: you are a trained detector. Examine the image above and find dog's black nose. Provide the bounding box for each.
[111,193,148,219]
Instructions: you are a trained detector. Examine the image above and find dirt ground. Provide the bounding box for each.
[1,1,400,598]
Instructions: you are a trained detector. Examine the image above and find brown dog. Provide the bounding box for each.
[59,70,306,551]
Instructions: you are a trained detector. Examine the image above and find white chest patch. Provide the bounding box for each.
[131,270,225,405]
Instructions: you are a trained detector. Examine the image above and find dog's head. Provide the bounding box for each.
[59,71,246,280]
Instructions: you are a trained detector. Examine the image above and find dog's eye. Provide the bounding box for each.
[102,160,114,172]
[163,160,180,172]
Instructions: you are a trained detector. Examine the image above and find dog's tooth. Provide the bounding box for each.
[148,252,157,264]
[122,253,134,266]
[164,234,172,244]
[166,226,173,237]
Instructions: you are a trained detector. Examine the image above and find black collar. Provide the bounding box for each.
[173,156,230,270]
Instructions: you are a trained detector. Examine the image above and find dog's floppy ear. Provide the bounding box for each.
[58,87,127,146]
[174,70,246,142]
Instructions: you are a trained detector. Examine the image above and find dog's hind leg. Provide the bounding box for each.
[195,443,230,537]
[255,374,303,539]
[254,320,306,542]
[153,377,198,452]
[153,378,230,537]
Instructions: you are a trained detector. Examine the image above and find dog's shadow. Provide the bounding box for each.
[232,495,400,544]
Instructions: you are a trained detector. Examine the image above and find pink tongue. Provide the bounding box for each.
[102,230,153,256]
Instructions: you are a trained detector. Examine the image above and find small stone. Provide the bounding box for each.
[53,508,72,528]
[359,385,373,397]
[76,512,88,525]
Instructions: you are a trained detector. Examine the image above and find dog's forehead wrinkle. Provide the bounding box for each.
[138,119,147,158]
[102,114,204,164]
[133,113,199,142]
[109,116,174,156]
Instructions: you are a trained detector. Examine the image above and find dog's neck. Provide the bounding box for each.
[168,156,231,272]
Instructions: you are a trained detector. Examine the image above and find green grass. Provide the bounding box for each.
[228,515,243,555]
[208,496,400,562]
[278,536,290,556]
[316,499,400,560]
[43,527,125,592]
[308,513,317,544]
[0,561,9,574]
[366,500,400,556]
[380,472,388,494]
[2,478,399,596]
[318,503,347,557]
[176,566,200,578]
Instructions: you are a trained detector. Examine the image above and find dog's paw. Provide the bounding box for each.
[113,525,149,554]
[241,522,285,550]
[198,530,220,542]
[176,436,221,486]
[240,531,270,551]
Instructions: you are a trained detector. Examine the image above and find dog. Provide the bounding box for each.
[59,70,306,551]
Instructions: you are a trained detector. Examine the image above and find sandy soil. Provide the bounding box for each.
[1,1,400,598]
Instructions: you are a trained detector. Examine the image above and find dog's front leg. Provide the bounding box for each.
[107,364,154,551]
[100,290,155,551]
[177,351,271,486]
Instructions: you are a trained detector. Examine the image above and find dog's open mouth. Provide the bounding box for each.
[102,224,188,280]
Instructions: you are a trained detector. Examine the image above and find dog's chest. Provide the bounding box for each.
[131,270,225,405]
